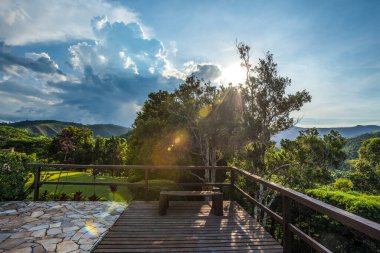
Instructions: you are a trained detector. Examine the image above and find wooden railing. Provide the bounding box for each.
[27,164,232,202]
[27,163,380,253]
[231,167,380,252]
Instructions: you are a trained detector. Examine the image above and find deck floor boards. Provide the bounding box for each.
[93,201,282,252]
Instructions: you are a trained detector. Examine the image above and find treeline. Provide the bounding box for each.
[0,125,128,165]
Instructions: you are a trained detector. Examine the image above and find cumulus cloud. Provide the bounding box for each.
[0,0,140,45]
[0,42,64,76]
[69,16,166,78]
[182,61,222,82]
[42,17,182,125]
[0,5,222,126]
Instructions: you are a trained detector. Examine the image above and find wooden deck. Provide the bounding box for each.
[93,201,282,252]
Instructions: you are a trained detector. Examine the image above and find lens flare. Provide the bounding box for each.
[174,136,181,144]
[199,106,211,118]
[108,192,126,202]
[83,221,99,238]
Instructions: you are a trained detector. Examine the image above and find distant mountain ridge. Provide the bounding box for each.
[0,120,131,138]
[273,125,380,144]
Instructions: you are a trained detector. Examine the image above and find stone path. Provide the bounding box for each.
[0,201,126,253]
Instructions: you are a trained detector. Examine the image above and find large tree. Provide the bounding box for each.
[127,90,189,165]
[274,129,346,189]
[349,138,380,193]
[237,42,311,175]
[128,76,241,183]
[48,126,94,164]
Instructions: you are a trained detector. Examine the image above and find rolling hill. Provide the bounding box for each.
[0,120,130,138]
[273,125,380,144]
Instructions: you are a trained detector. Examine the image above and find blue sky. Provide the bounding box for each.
[0,0,379,127]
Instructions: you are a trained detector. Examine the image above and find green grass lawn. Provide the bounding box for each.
[32,170,135,202]
[29,171,176,202]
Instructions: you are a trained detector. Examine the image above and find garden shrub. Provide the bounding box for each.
[306,187,380,223]
[0,151,36,200]
[333,178,353,191]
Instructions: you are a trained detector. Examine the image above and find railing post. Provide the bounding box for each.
[144,168,149,201]
[229,168,235,201]
[282,194,292,253]
[33,167,41,201]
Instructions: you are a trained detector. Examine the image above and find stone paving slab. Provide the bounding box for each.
[0,201,126,253]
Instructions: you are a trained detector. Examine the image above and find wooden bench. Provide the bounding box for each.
[159,189,223,216]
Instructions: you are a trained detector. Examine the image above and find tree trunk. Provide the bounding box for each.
[210,143,217,184]
[204,139,210,183]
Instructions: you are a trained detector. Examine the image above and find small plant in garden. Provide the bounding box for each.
[88,194,100,201]
[73,191,83,201]
[58,192,69,201]
[40,190,49,201]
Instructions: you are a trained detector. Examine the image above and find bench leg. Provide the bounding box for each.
[211,187,220,214]
[212,193,223,216]
[159,194,168,215]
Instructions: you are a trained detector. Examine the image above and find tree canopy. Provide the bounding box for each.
[237,42,311,175]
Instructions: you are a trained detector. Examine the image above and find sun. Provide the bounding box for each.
[219,62,246,85]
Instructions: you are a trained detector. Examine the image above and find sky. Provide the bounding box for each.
[0,0,379,127]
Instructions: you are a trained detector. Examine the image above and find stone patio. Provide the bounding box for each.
[0,201,126,253]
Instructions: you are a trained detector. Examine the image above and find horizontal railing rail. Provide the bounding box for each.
[27,163,380,253]
[27,163,230,170]
[27,163,233,203]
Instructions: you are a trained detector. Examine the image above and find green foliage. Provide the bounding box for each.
[128,179,177,200]
[128,90,185,165]
[358,137,380,165]
[104,137,128,165]
[347,137,380,194]
[128,77,238,167]
[0,125,30,140]
[237,42,311,175]
[39,190,107,201]
[48,126,94,163]
[333,178,353,191]
[348,161,380,193]
[1,120,129,138]
[343,130,380,159]
[306,187,380,223]
[0,126,51,158]
[37,170,133,201]
[268,129,346,189]
[93,136,107,164]
[93,136,129,166]
[0,151,36,200]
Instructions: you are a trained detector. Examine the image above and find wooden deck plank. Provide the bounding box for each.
[93,201,282,253]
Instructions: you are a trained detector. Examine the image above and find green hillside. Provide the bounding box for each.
[0,120,130,138]
[0,126,31,140]
[343,130,380,159]
[273,125,380,143]
[0,126,50,156]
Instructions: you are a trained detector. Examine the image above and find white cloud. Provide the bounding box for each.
[0,3,223,126]
[68,16,167,78]
[0,0,140,45]
[1,5,30,26]
[182,61,222,82]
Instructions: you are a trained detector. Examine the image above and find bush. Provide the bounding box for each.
[306,187,380,223]
[0,152,36,200]
[333,178,353,191]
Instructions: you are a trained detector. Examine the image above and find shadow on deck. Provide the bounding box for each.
[93,201,282,252]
